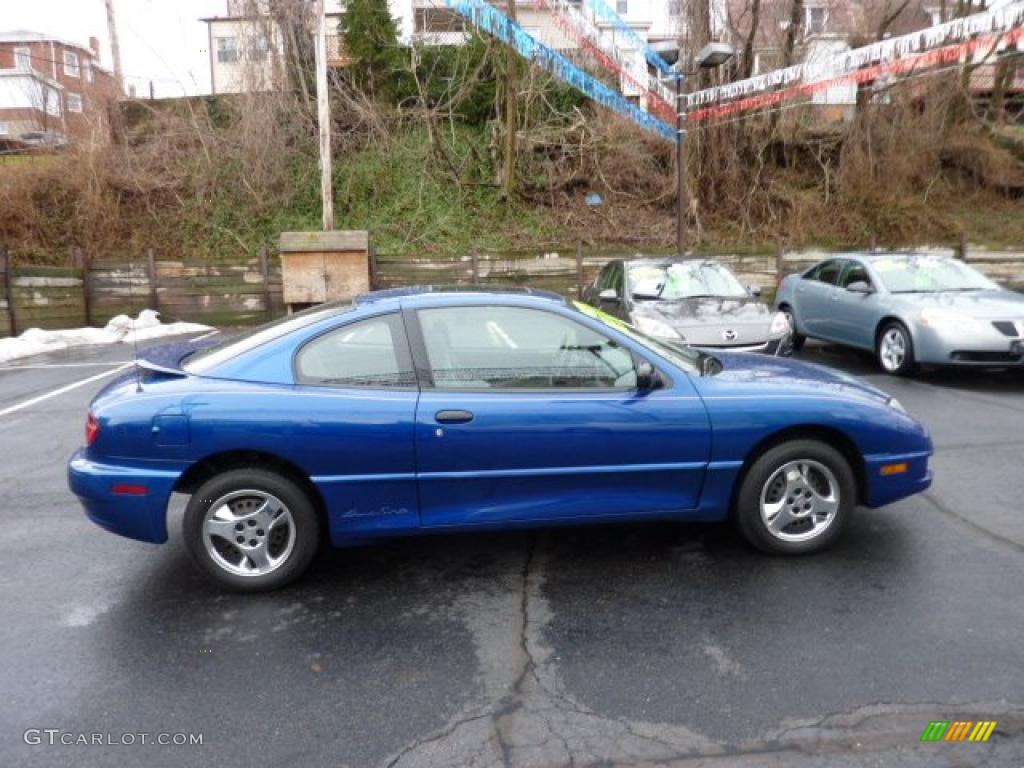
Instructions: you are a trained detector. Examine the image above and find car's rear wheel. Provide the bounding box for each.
[876,321,916,376]
[183,469,320,592]
[779,306,806,351]
[735,440,855,555]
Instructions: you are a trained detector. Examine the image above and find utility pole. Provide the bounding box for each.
[501,0,519,197]
[314,0,334,231]
[104,0,125,94]
[676,73,686,257]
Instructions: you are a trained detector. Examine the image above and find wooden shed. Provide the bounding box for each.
[278,231,371,310]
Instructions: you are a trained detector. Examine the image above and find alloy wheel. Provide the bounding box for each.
[759,460,840,542]
[202,490,296,577]
[879,327,907,372]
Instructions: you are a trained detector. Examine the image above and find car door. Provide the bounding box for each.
[831,260,880,349]
[407,303,711,528]
[290,312,421,537]
[799,259,844,338]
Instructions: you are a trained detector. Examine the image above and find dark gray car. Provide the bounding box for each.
[582,258,793,354]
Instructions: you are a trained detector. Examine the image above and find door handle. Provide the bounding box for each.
[435,409,474,424]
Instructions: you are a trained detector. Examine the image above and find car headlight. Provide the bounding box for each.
[768,311,791,337]
[887,397,906,413]
[918,308,978,330]
[633,315,684,340]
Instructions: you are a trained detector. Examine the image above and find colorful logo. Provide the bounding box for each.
[920,721,997,742]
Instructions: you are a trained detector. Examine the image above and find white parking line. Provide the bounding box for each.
[0,363,132,418]
[0,362,130,370]
[190,329,220,343]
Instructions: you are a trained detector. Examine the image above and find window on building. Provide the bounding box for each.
[15,47,31,71]
[63,50,80,77]
[668,0,680,15]
[41,85,61,117]
[216,37,239,64]
[616,0,628,14]
[805,6,827,35]
[0,122,8,136]
[67,93,83,113]
[84,59,94,83]
[250,34,271,62]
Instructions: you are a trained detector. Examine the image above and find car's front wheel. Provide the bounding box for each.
[183,469,320,591]
[735,440,855,555]
[876,321,916,376]
[779,306,806,351]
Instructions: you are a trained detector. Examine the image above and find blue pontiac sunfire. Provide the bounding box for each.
[69,287,933,591]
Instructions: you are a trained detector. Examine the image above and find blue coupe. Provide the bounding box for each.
[69,287,933,591]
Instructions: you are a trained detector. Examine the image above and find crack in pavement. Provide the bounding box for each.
[380,537,1024,767]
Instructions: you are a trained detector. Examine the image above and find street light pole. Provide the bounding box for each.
[676,73,686,258]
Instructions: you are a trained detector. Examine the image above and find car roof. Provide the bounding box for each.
[356,285,567,308]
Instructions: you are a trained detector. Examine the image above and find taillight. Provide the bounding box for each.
[85,412,99,447]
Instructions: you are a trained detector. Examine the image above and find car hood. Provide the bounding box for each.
[704,349,892,404]
[633,296,773,345]
[890,289,1024,319]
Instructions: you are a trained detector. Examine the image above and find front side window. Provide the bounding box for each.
[295,314,415,388]
[217,37,239,63]
[418,306,637,390]
[839,262,871,289]
[63,50,80,77]
[15,47,31,71]
[67,93,83,113]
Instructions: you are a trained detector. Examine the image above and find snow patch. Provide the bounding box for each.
[0,310,212,364]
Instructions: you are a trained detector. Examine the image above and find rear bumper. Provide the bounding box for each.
[67,450,182,544]
[863,450,933,508]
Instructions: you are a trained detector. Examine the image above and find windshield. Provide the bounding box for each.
[184,301,353,374]
[628,262,748,300]
[872,256,998,293]
[572,300,704,374]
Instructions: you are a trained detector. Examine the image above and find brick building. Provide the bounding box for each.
[0,30,120,147]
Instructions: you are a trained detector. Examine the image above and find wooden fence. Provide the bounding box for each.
[0,247,282,337]
[2,243,1022,337]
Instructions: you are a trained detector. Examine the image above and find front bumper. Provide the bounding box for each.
[67,450,182,544]
[863,450,933,508]
[697,333,793,357]
[914,324,1024,366]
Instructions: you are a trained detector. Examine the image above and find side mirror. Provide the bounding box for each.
[598,288,620,303]
[748,285,763,297]
[636,360,659,391]
[847,281,874,294]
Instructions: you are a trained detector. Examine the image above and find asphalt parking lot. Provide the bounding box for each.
[1,334,1022,767]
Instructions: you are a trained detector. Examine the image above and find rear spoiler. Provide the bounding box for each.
[135,358,191,377]
[134,339,210,378]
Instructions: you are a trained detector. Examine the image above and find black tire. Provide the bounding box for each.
[876,321,916,376]
[779,306,806,351]
[183,468,320,592]
[735,440,856,555]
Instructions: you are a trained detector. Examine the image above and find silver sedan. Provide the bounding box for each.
[775,253,1024,375]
